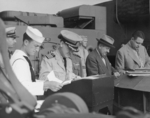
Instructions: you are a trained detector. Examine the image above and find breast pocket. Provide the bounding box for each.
[73,63,80,76]
[52,63,65,81]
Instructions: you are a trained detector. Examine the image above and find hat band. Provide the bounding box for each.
[68,45,78,52]
[64,41,79,52]
[58,34,79,46]
[65,41,78,48]
[7,32,17,38]
[98,38,114,48]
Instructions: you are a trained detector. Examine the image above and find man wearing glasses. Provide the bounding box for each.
[115,30,150,73]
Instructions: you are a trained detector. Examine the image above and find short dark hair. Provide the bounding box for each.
[23,33,33,43]
[132,31,145,40]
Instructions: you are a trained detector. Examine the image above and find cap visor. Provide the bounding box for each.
[68,45,79,52]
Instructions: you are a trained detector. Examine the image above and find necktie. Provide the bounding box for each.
[63,57,67,70]
[136,50,143,68]
[8,51,12,59]
[23,56,36,82]
[102,57,106,66]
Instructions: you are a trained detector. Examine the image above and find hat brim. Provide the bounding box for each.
[68,45,79,52]
[58,34,79,46]
[7,34,19,38]
[96,38,115,48]
[13,35,19,38]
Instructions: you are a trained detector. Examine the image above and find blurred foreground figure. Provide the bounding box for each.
[116,107,148,118]
[0,27,18,73]
[0,26,18,104]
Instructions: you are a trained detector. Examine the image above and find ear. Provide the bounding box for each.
[131,37,134,41]
[24,40,29,46]
[60,41,63,47]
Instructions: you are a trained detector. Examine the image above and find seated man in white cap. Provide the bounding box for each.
[10,26,52,96]
[58,31,83,77]
[86,34,120,77]
[39,30,82,92]
[74,35,89,77]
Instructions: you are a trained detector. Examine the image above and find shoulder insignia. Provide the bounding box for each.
[44,50,56,59]
[45,54,54,59]
[73,54,81,58]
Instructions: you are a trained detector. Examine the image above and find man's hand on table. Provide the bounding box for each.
[114,72,120,78]
[43,80,63,92]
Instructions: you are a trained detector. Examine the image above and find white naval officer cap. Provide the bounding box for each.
[26,26,45,44]
[6,27,18,38]
[58,30,82,52]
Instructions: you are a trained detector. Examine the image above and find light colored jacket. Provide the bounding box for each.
[0,53,4,70]
[39,50,74,81]
[115,41,150,72]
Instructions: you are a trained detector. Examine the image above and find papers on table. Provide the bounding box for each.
[134,68,150,71]
[61,79,72,86]
[23,80,44,96]
[47,71,71,86]
[81,74,106,80]
[126,69,150,76]
[47,71,62,83]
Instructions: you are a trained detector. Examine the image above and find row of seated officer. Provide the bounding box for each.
[0,17,115,118]
[0,17,150,117]
[0,16,149,118]
[1,17,150,102]
[0,19,149,97]
[0,22,92,108]
[0,18,118,117]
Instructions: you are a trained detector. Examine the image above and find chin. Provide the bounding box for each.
[30,53,35,56]
[8,46,13,48]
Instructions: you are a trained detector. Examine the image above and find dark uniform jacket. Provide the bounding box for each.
[86,48,115,76]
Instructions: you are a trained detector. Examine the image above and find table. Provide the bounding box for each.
[114,74,150,113]
[44,75,115,113]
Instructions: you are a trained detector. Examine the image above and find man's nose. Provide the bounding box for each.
[36,47,40,52]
